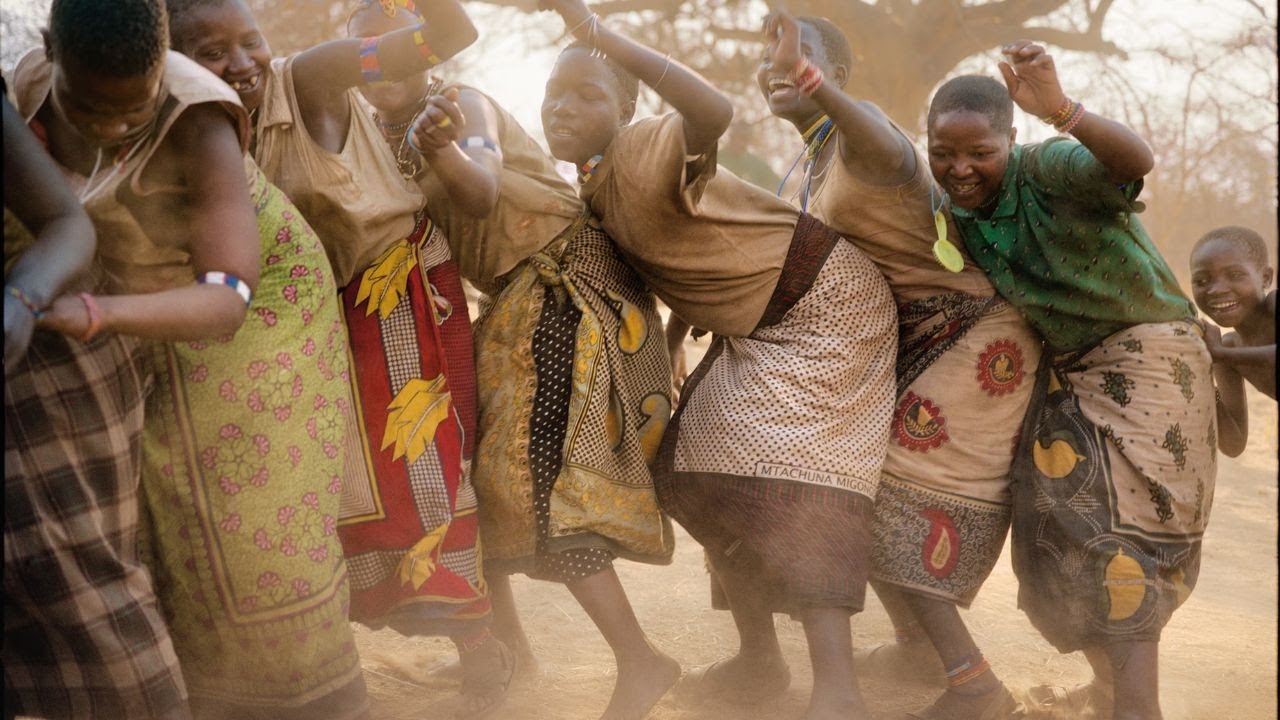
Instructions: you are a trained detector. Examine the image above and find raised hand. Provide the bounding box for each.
[408,88,465,154]
[762,9,802,73]
[997,40,1069,118]
[538,0,593,31]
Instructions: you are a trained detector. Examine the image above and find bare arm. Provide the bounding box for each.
[292,0,478,110]
[544,0,733,156]
[999,40,1153,183]
[3,94,96,366]
[763,10,913,184]
[1212,359,1249,458]
[39,105,259,341]
[665,313,690,401]
[407,87,502,218]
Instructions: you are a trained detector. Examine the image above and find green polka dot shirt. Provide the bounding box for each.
[950,138,1194,353]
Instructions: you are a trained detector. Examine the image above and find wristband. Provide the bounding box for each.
[790,57,825,96]
[5,285,46,320]
[78,292,101,343]
[197,271,254,306]
[359,37,383,83]
[1040,97,1074,126]
[1057,102,1086,134]
[459,136,500,155]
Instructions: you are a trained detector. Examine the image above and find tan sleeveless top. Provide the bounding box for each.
[806,127,995,302]
[417,86,582,293]
[13,50,251,295]
[254,55,424,288]
[582,113,798,338]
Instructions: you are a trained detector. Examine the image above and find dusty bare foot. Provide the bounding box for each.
[454,637,515,720]
[598,650,680,720]
[908,682,1024,720]
[853,639,946,687]
[675,652,791,706]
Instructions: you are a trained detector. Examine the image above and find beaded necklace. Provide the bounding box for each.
[375,94,431,180]
[776,114,835,211]
[578,153,604,184]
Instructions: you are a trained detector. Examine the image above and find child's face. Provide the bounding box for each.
[172,0,272,114]
[756,20,827,125]
[1190,238,1273,328]
[50,56,163,151]
[541,48,626,167]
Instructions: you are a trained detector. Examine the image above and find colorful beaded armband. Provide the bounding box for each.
[5,285,45,320]
[459,136,500,154]
[412,27,442,66]
[197,271,253,306]
[359,37,383,83]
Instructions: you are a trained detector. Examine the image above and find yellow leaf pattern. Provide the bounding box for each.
[398,522,450,590]
[381,375,452,464]
[356,239,418,319]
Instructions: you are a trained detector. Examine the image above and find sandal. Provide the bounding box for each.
[675,656,791,706]
[1019,681,1111,720]
[907,683,1025,720]
[455,637,516,720]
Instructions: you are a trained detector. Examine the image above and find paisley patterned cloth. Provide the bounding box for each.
[1010,320,1216,652]
[472,217,674,576]
[871,298,1040,606]
[140,168,365,716]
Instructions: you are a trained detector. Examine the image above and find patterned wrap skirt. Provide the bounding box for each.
[657,214,898,614]
[871,297,1040,606]
[5,329,189,720]
[1011,320,1216,652]
[334,213,492,639]
[472,216,674,583]
[140,170,366,718]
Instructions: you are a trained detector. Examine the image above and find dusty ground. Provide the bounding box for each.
[354,333,1278,720]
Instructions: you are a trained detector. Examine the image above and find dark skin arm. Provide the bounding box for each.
[999,40,1154,183]
[664,313,690,402]
[407,87,503,218]
[763,9,913,185]
[40,105,259,341]
[1206,325,1249,457]
[3,94,96,367]
[291,0,478,151]
[542,0,734,156]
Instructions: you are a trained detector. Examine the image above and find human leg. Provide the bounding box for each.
[677,559,791,705]
[566,567,679,720]
[1092,642,1160,720]
[799,606,867,720]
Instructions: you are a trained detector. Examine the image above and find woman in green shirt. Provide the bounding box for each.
[926,41,1216,720]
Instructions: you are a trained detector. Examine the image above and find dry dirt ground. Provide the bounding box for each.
[354,334,1278,720]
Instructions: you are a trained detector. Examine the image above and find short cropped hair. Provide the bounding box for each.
[48,0,168,78]
[564,40,639,123]
[928,74,1013,133]
[797,16,852,81]
[1194,226,1272,269]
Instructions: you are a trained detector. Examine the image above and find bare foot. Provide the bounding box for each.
[675,652,791,706]
[598,650,680,720]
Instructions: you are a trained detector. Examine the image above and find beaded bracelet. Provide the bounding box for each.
[1040,98,1074,126]
[412,26,441,66]
[359,37,383,83]
[77,292,101,342]
[197,271,253,306]
[790,57,825,96]
[5,285,46,320]
[1057,101,1086,134]
[459,136,500,156]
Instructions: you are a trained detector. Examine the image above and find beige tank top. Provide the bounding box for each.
[416,85,582,293]
[254,55,424,288]
[13,50,251,295]
[807,126,996,302]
